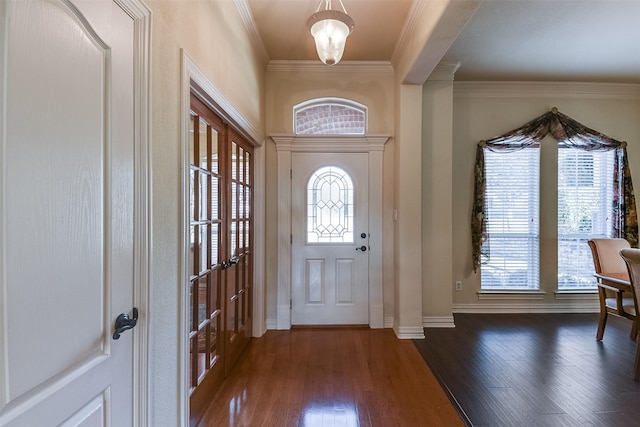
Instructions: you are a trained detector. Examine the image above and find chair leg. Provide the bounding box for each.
[631,321,638,341]
[596,311,608,340]
[633,338,640,380]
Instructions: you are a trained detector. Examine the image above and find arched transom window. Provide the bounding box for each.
[294,98,366,135]
[307,166,354,243]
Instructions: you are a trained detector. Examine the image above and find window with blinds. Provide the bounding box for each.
[482,147,540,289]
[558,148,614,289]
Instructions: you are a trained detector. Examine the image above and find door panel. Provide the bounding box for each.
[188,99,225,425]
[188,97,253,424]
[1,0,136,425]
[291,153,369,325]
[224,133,253,375]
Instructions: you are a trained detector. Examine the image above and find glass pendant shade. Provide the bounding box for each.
[307,10,354,66]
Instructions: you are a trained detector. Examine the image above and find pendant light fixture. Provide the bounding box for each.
[306,0,354,66]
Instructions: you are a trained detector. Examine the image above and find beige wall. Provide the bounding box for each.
[448,82,640,311]
[263,65,396,324]
[147,0,265,424]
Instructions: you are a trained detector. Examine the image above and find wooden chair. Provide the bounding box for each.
[587,238,636,340]
[618,248,640,379]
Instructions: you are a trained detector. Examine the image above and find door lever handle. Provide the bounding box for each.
[355,245,367,252]
[113,308,138,340]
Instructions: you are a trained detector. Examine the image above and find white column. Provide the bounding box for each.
[367,136,388,328]
[394,84,425,339]
[273,136,294,329]
[421,63,458,328]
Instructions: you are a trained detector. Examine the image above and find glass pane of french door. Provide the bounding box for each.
[224,134,253,374]
[188,110,222,392]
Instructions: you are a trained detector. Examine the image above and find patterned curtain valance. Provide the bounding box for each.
[471,108,638,272]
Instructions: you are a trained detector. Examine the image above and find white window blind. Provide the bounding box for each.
[482,147,540,289]
[558,148,614,289]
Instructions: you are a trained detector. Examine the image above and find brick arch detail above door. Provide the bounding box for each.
[294,97,367,135]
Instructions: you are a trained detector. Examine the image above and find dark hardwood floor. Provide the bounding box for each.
[197,328,464,427]
[414,313,640,427]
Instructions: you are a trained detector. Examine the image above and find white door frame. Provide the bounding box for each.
[126,2,152,425]
[271,134,389,329]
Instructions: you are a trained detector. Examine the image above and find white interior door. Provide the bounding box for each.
[0,1,137,425]
[291,152,369,325]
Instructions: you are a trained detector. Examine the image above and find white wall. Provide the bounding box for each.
[448,82,640,313]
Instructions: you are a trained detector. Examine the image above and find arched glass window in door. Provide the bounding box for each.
[294,98,366,135]
[307,166,354,243]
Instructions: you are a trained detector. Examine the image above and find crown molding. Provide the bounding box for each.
[391,0,426,65]
[266,60,394,74]
[235,0,270,64]
[427,61,461,81]
[454,81,640,100]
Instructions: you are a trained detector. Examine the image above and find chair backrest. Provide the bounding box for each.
[620,248,640,304]
[588,238,631,277]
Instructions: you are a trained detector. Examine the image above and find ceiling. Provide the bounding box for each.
[245,0,640,83]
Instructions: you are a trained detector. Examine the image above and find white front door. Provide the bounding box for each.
[291,152,369,325]
[0,1,139,425]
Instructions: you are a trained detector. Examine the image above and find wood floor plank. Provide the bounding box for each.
[414,313,640,427]
[198,329,465,427]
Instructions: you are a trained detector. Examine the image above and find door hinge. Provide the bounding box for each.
[290,299,292,309]
[290,233,293,244]
[290,169,292,179]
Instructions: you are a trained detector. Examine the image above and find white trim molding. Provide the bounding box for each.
[422,316,456,328]
[266,60,394,74]
[477,291,546,301]
[271,134,390,330]
[427,62,461,81]
[452,302,600,314]
[454,81,640,100]
[234,0,269,64]
[122,1,152,426]
[394,325,426,340]
[454,292,600,313]
[384,316,395,329]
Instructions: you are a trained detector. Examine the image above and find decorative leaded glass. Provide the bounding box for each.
[294,98,367,135]
[307,166,354,243]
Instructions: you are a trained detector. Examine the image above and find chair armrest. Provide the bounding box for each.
[593,273,632,292]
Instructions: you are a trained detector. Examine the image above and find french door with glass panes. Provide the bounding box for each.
[188,94,253,424]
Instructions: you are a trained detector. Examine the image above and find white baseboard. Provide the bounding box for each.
[266,318,277,330]
[452,302,600,313]
[422,316,456,328]
[267,316,394,330]
[384,316,394,329]
[393,325,425,339]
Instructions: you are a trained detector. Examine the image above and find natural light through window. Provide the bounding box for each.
[558,148,614,289]
[482,147,540,290]
[307,166,354,243]
[294,98,366,135]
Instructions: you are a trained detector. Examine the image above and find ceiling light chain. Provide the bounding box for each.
[315,0,348,15]
[307,0,354,66]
